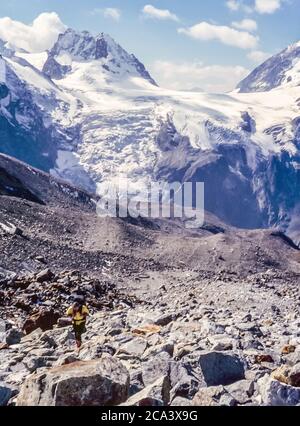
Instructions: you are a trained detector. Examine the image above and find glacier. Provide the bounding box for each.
[0,28,300,241]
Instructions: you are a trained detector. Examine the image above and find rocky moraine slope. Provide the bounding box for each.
[0,155,300,406]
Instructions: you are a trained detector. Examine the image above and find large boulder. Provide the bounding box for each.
[258,375,300,406]
[142,352,171,386]
[197,352,245,386]
[22,309,60,334]
[16,355,130,406]
[169,361,203,400]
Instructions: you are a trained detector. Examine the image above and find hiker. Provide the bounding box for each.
[66,300,89,349]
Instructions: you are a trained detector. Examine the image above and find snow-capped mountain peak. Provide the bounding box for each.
[238,40,300,92]
[42,28,157,85]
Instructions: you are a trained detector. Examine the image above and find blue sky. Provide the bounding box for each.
[0,0,299,92]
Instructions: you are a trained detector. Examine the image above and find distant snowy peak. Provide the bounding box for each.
[42,28,157,85]
[238,41,300,93]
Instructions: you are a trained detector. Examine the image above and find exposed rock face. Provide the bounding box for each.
[42,56,71,80]
[16,356,129,406]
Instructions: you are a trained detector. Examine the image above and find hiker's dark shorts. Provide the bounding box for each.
[73,322,86,340]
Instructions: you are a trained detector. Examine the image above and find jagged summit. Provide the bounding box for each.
[237,40,300,93]
[49,29,113,60]
[42,28,157,85]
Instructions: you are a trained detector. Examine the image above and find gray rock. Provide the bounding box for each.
[121,376,170,406]
[192,386,225,406]
[119,337,148,358]
[5,328,24,345]
[0,222,22,236]
[236,323,262,337]
[36,269,54,283]
[0,385,12,406]
[55,355,79,367]
[129,370,144,396]
[23,355,57,373]
[169,361,203,400]
[219,393,237,406]
[241,338,264,350]
[5,370,29,386]
[174,344,195,360]
[225,380,254,404]
[16,355,130,406]
[154,314,174,327]
[40,328,72,348]
[21,328,43,344]
[209,336,235,351]
[199,319,219,336]
[197,351,245,386]
[258,375,300,406]
[284,351,300,367]
[142,352,171,386]
[142,343,174,360]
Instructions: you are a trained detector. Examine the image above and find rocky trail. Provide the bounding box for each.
[0,154,300,406]
[1,263,300,406]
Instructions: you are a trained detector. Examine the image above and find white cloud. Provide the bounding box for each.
[247,50,271,62]
[0,12,66,53]
[232,19,257,32]
[226,0,241,11]
[103,8,121,21]
[255,0,282,14]
[150,60,249,93]
[142,4,179,22]
[90,8,121,21]
[178,22,259,50]
[226,0,254,13]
